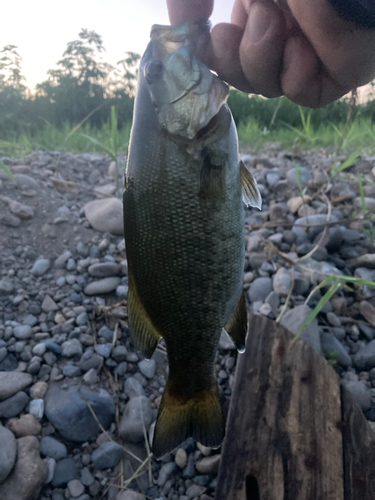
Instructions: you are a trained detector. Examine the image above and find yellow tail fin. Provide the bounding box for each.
[152,381,224,459]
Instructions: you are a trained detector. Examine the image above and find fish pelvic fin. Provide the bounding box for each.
[152,381,224,459]
[240,161,262,209]
[224,290,248,353]
[127,272,162,359]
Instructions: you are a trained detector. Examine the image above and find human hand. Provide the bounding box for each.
[167,0,375,107]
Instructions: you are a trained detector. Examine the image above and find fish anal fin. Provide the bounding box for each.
[152,381,224,459]
[127,273,162,359]
[240,161,262,209]
[224,290,248,353]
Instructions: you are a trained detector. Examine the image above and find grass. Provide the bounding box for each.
[0,120,131,157]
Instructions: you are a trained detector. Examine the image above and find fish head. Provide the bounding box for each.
[140,22,229,140]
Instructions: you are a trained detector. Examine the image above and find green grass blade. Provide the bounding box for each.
[80,134,116,161]
[0,160,15,181]
[291,278,342,347]
[358,173,366,215]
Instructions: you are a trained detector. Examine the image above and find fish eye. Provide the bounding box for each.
[145,60,163,84]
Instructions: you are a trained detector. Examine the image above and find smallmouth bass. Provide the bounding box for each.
[123,22,261,459]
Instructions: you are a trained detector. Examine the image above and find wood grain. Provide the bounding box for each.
[216,312,344,500]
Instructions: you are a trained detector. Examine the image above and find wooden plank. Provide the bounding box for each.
[342,386,375,500]
[216,312,344,500]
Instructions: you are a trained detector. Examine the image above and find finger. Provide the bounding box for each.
[281,35,349,107]
[167,0,214,25]
[239,0,287,97]
[208,23,254,93]
[231,0,248,29]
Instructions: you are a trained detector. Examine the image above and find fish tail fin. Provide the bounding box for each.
[152,381,224,459]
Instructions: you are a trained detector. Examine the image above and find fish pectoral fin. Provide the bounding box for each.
[152,381,224,459]
[198,149,226,204]
[224,290,248,353]
[127,274,162,359]
[240,161,262,209]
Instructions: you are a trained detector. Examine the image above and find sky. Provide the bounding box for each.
[1,0,234,91]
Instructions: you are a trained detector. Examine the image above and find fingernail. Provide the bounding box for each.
[248,2,271,42]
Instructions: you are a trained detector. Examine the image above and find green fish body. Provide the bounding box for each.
[123,22,261,459]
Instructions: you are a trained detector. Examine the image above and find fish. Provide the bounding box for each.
[123,21,261,459]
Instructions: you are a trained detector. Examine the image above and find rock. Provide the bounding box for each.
[269,202,288,221]
[44,457,56,485]
[280,305,322,354]
[359,301,375,327]
[138,359,156,379]
[88,262,121,277]
[354,196,375,213]
[354,268,375,298]
[286,166,312,187]
[0,277,14,296]
[119,396,152,443]
[112,345,128,362]
[29,399,44,419]
[124,377,145,399]
[55,250,72,267]
[0,436,46,500]
[52,458,78,487]
[6,414,41,437]
[195,454,221,475]
[0,212,21,227]
[273,267,291,296]
[62,339,83,357]
[218,329,236,350]
[84,198,124,235]
[353,340,375,370]
[0,426,16,484]
[320,332,352,368]
[92,442,123,469]
[0,372,32,401]
[331,182,356,199]
[84,277,121,295]
[293,214,335,242]
[348,254,375,269]
[68,479,85,498]
[287,196,304,214]
[0,391,29,418]
[5,198,34,219]
[45,384,115,442]
[157,462,177,486]
[186,484,205,498]
[95,343,113,358]
[342,379,372,411]
[248,277,273,303]
[116,491,146,500]
[14,173,40,191]
[175,448,187,469]
[80,467,95,486]
[40,437,68,461]
[78,350,103,372]
[13,324,32,340]
[63,365,82,377]
[83,368,99,384]
[41,295,59,312]
[0,354,18,372]
[31,258,50,276]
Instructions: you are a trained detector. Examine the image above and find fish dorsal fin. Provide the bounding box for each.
[240,161,262,209]
[127,272,162,359]
[224,290,248,353]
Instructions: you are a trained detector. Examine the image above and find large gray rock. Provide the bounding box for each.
[119,396,152,443]
[280,305,322,354]
[0,372,32,401]
[84,198,123,235]
[0,426,16,484]
[40,437,67,461]
[0,392,29,418]
[320,332,352,368]
[45,384,115,442]
[88,262,121,278]
[353,340,375,370]
[51,458,78,487]
[0,436,46,500]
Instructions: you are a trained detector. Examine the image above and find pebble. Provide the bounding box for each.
[138,359,156,379]
[0,436,46,500]
[68,479,85,498]
[0,426,16,483]
[91,441,123,469]
[95,343,113,358]
[273,267,291,296]
[115,491,146,500]
[52,458,78,487]
[84,277,121,295]
[84,198,124,235]
[40,436,68,461]
[6,413,41,437]
[280,304,322,354]
[62,339,83,357]
[195,455,221,475]
[0,277,14,296]
[88,262,121,277]
[13,325,32,340]
[175,448,188,469]
[342,379,372,411]
[320,332,352,368]
[0,372,32,401]
[119,396,152,443]
[248,277,273,303]
[157,462,177,486]
[0,391,29,418]
[31,258,50,276]
[124,376,145,398]
[29,398,44,419]
[353,340,375,370]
